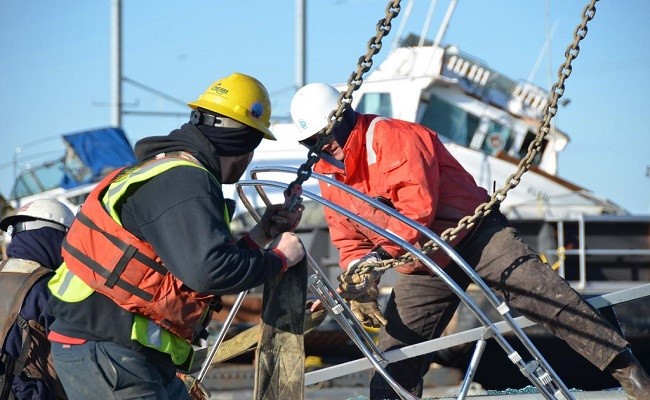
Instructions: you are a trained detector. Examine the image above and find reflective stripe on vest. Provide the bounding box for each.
[49,155,224,366]
[131,314,192,367]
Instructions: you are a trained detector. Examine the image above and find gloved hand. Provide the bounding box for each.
[339,252,386,328]
[346,251,382,274]
[176,372,210,400]
[349,282,387,328]
[248,203,304,246]
[339,251,383,299]
[261,203,304,237]
[268,232,305,271]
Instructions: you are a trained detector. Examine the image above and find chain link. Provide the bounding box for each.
[285,0,401,197]
[351,0,599,276]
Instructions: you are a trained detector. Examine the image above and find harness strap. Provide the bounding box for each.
[75,213,165,274]
[62,240,153,302]
[12,317,31,381]
[106,245,138,289]
[253,257,308,400]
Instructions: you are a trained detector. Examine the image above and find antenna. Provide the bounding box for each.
[295,0,306,90]
[527,20,558,83]
[433,0,458,47]
[418,0,438,47]
[110,0,122,127]
[390,0,413,52]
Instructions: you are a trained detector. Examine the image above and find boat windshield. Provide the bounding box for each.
[419,93,479,147]
[351,90,547,166]
[417,92,546,164]
[11,160,67,199]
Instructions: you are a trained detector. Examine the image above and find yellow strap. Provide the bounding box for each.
[540,246,566,271]
[48,263,95,302]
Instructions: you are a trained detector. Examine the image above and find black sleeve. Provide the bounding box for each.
[120,166,283,295]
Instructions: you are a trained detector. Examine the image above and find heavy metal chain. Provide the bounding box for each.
[354,0,599,275]
[285,0,401,210]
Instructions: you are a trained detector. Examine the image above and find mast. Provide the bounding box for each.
[433,0,458,47]
[110,0,122,127]
[295,0,306,90]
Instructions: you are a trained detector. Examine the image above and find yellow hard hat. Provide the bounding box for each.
[188,72,276,140]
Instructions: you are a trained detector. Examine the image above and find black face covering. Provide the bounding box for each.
[331,108,358,148]
[7,227,66,269]
[196,124,263,156]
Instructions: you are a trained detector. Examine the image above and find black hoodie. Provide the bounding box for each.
[48,123,282,372]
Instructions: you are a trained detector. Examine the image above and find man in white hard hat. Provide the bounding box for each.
[290,82,650,400]
[0,199,74,400]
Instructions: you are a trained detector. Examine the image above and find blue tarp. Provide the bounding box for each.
[60,127,136,189]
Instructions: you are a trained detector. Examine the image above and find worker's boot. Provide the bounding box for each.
[608,349,650,400]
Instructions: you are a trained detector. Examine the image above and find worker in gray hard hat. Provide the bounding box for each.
[0,199,75,400]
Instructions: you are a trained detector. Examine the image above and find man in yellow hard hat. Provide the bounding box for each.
[47,73,305,399]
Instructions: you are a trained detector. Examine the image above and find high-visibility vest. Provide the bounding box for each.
[49,155,225,367]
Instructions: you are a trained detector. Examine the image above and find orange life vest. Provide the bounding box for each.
[61,161,214,341]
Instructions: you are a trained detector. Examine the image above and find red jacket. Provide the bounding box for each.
[315,114,488,274]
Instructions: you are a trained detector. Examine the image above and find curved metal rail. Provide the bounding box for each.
[242,166,576,400]
[236,182,417,400]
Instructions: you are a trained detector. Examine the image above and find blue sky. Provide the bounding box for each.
[1,1,649,214]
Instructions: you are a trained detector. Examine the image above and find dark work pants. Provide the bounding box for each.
[51,341,189,400]
[369,210,630,399]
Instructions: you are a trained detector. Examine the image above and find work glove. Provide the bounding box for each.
[349,282,387,328]
[248,203,304,246]
[176,372,210,400]
[338,252,387,328]
[346,251,383,275]
[261,203,304,236]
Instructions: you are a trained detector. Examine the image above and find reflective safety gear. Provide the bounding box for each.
[0,199,75,235]
[0,258,67,400]
[188,72,276,140]
[130,314,195,368]
[49,155,221,367]
[290,83,342,141]
[314,114,489,274]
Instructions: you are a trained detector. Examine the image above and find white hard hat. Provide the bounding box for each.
[0,199,75,236]
[290,83,342,141]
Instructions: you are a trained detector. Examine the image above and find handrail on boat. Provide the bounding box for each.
[543,214,650,290]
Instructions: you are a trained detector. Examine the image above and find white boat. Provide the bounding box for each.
[5,126,136,213]
[243,37,628,221]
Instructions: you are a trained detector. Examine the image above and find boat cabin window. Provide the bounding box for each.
[356,92,393,117]
[419,93,479,147]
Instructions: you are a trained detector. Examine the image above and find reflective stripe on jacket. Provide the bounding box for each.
[315,114,488,274]
[49,155,220,366]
